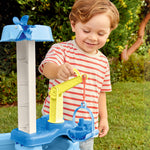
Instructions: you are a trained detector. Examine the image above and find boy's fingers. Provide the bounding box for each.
[65,63,74,75]
[57,63,75,80]
[98,126,109,137]
[99,129,108,137]
[57,68,68,81]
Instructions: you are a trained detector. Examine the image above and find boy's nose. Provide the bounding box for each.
[89,33,97,42]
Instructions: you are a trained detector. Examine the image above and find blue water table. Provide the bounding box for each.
[0,16,99,150]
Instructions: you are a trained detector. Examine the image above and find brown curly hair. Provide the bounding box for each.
[69,0,119,30]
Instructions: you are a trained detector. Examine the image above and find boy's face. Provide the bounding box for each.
[71,13,111,54]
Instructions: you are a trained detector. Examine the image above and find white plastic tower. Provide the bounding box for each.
[17,40,36,134]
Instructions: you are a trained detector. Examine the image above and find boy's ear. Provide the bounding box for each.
[70,20,76,32]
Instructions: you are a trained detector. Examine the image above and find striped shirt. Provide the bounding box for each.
[39,40,112,129]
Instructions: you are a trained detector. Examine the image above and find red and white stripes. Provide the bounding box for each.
[39,40,111,129]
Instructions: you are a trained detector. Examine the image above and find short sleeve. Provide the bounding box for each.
[38,44,65,74]
[101,62,112,92]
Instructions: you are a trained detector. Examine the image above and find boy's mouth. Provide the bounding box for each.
[84,41,98,46]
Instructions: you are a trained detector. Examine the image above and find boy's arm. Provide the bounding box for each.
[98,92,109,137]
[43,62,74,81]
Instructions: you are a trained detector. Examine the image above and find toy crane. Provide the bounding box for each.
[49,68,87,123]
[48,69,99,143]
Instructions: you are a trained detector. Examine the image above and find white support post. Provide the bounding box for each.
[16,40,36,134]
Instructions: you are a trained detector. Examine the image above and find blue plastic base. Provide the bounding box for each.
[0,133,15,150]
[11,115,77,147]
[0,114,98,149]
[0,133,80,150]
[15,144,42,150]
[11,115,98,147]
[42,136,79,150]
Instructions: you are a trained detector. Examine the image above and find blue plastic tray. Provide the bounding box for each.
[11,115,77,147]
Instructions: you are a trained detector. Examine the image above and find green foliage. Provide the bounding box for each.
[145,20,150,45]
[17,0,74,41]
[144,59,150,81]
[101,0,144,56]
[137,35,150,55]
[0,72,48,104]
[36,75,48,102]
[0,0,20,75]
[0,71,17,104]
[0,43,16,74]
[15,0,145,58]
[110,54,150,83]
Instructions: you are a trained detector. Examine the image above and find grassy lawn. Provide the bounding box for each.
[94,81,150,150]
[0,82,149,150]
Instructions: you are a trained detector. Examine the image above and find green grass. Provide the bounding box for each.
[0,82,149,149]
[0,104,43,133]
[94,82,150,150]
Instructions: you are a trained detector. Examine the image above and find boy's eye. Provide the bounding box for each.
[83,30,90,33]
[98,32,104,36]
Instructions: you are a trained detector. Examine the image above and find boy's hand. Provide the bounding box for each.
[57,63,74,81]
[98,119,109,137]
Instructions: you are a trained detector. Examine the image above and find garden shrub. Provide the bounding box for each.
[144,59,150,81]
[0,71,17,104]
[0,0,20,76]
[36,75,49,103]
[110,54,149,83]
[0,72,48,104]
[0,43,16,75]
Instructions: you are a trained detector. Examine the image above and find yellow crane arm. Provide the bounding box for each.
[48,69,87,123]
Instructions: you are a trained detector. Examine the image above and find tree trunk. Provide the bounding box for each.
[121,11,150,61]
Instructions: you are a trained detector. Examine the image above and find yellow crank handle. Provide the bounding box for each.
[73,68,81,76]
[73,68,88,80]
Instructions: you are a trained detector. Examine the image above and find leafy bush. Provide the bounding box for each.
[0,71,17,104]
[36,75,48,102]
[0,72,48,104]
[0,0,20,75]
[110,54,149,83]
[0,43,16,75]
[144,60,150,81]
